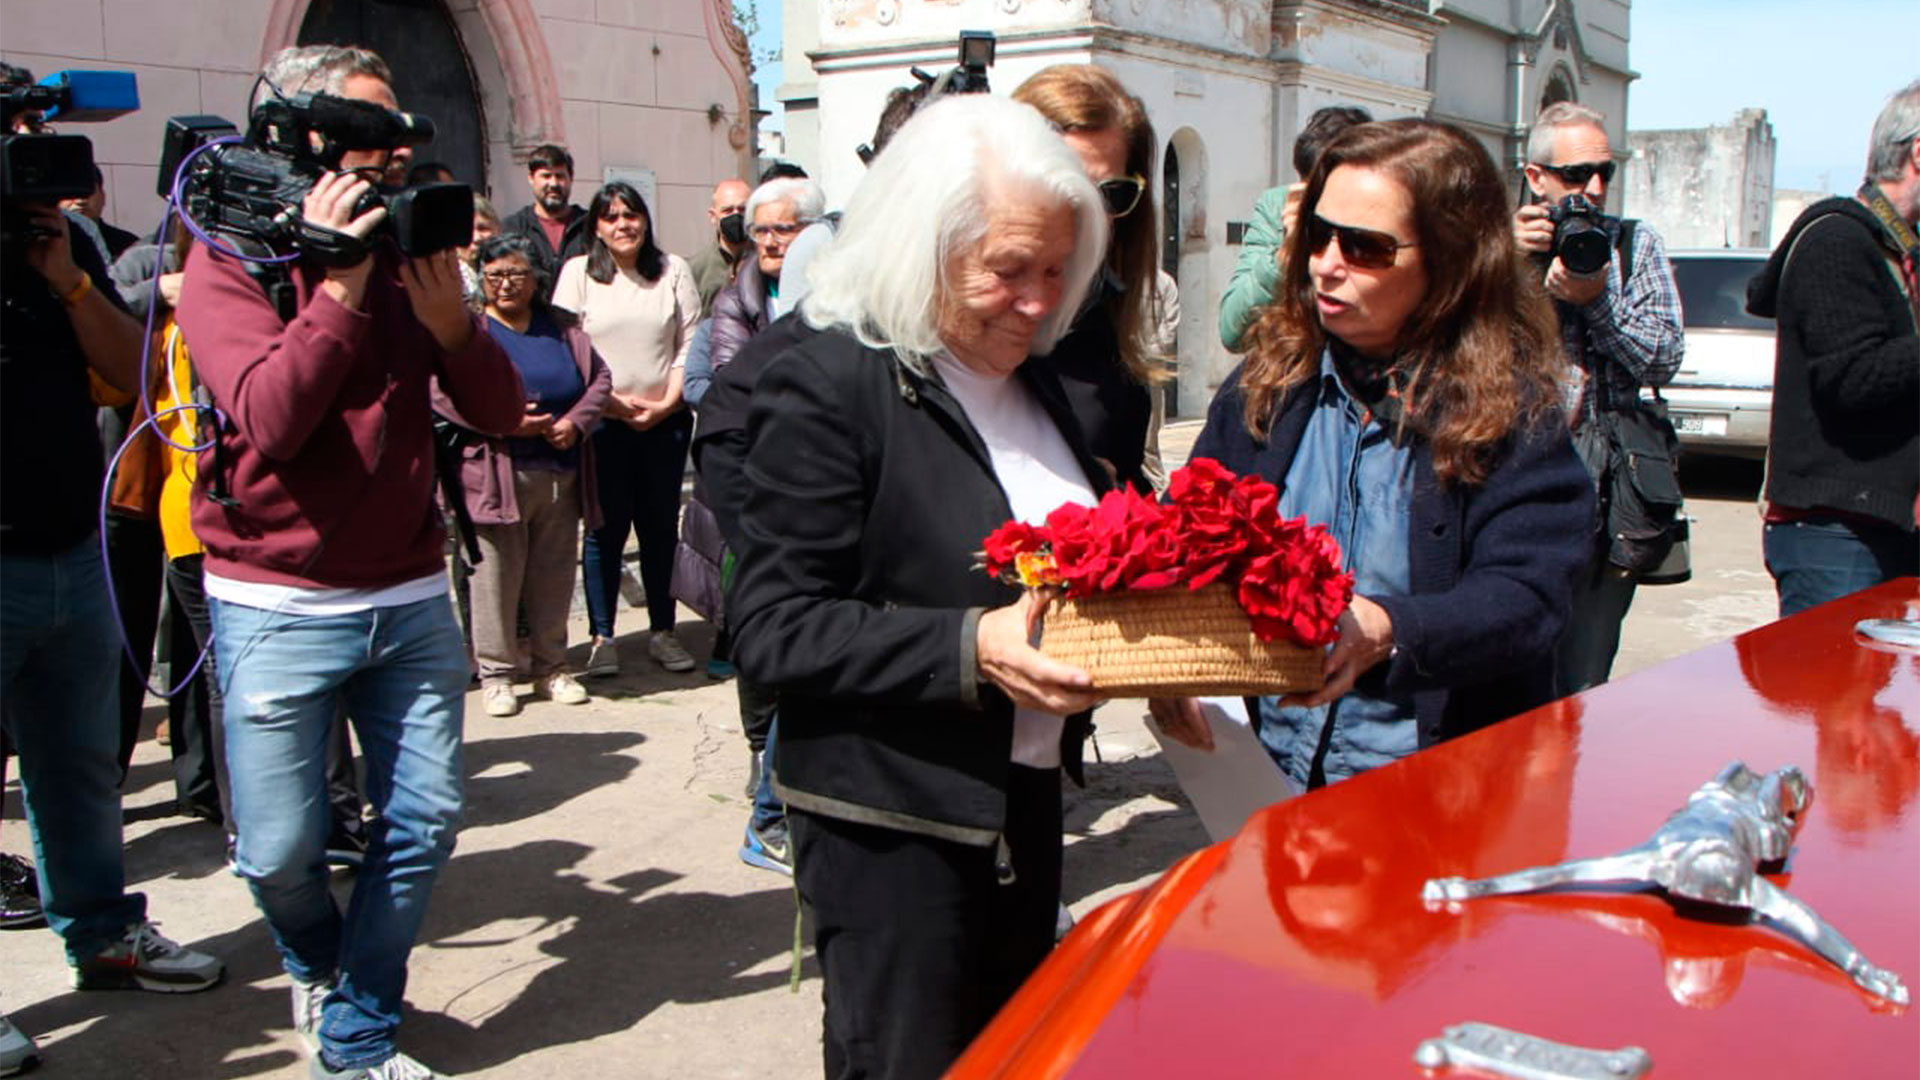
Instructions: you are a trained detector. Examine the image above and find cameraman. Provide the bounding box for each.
[1,61,224,1069]
[176,45,524,1080]
[1514,102,1683,696]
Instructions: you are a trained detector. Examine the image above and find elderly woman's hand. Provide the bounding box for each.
[1281,595,1395,710]
[977,591,1103,715]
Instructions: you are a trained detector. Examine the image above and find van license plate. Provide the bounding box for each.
[1673,413,1728,437]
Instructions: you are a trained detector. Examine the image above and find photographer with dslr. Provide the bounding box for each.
[176,45,524,1080]
[1,61,224,1075]
[1513,102,1683,696]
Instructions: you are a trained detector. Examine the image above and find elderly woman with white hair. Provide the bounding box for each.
[729,94,1114,1078]
[708,176,825,371]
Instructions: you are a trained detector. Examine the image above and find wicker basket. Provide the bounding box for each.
[1038,584,1325,698]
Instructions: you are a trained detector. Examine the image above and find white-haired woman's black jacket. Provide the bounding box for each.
[729,323,1112,846]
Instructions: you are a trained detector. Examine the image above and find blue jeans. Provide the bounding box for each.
[212,593,467,1069]
[0,538,146,962]
[752,716,784,832]
[1765,516,1920,618]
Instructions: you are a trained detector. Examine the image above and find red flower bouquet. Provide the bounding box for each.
[979,459,1355,697]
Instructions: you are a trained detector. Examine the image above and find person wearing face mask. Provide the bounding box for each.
[690,178,751,317]
[1163,120,1593,792]
[1012,65,1167,494]
[503,144,590,301]
[176,44,526,1080]
[553,183,701,678]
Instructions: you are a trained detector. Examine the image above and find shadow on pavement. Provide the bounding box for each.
[409,840,811,1072]
[1060,749,1210,908]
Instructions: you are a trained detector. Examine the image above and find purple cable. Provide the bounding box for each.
[97,135,298,697]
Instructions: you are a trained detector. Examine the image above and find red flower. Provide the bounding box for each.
[981,520,1047,579]
[976,460,1354,646]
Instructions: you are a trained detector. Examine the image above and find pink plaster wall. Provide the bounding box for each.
[4,0,752,258]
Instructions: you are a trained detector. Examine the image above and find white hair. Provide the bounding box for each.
[745,177,825,224]
[1527,101,1608,165]
[799,94,1108,370]
[1866,78,1920,183]
[255,45,390,109]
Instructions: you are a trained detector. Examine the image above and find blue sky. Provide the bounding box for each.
[749,2,1910,195]
[1630,1,1911,194]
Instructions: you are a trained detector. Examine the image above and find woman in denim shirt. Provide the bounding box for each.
[1169,120,1595,789]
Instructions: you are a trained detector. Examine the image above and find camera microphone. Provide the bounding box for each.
[303,94,436,152]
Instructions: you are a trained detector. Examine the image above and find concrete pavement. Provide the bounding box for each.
[0,425,1777,1079]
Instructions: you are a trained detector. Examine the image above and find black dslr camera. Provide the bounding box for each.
[1546,194,1612,277]
[1,70,139,242]
[856,31,996,165]
[161,90,472,264]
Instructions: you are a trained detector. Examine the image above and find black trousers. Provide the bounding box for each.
[792,765,1063,1080]
[105,511,165,776]
[1552,540,1638,697]
[163,555,225,820]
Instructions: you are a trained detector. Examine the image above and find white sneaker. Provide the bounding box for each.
[70,920,223,993]
[481,682,519,718]
[540,671,589,705]
[311,1049,449,1079]
[0,1012,39,1078]
[291,975,333,1055]
[583,638,620,678]
[648,631,695,673]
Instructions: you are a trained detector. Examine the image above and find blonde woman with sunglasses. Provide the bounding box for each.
[1013,65,1169,493]
[1163,119,1595,791]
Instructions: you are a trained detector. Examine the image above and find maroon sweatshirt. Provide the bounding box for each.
[178,243,526,589]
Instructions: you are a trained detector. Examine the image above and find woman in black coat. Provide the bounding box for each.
[730,95,1202,1080]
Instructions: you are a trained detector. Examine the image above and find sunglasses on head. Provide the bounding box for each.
[1098,175,1146,218]
[1537,160,1616,186]
[1305,214,1416,270]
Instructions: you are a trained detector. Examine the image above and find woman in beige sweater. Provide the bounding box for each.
[553,182,701,676]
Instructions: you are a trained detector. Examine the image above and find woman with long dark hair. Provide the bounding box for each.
[1169,119,1595,790]
[553,182,700,676]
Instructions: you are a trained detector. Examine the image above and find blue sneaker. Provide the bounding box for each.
[738,820,792,876]
[706,657,735,679]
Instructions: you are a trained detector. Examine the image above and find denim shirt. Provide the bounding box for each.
[1257,350,1417,788]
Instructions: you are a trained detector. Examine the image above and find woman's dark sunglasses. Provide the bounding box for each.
[1098,175,1146,218]
[1305,214,1416,270]
[1537,160,1616,186]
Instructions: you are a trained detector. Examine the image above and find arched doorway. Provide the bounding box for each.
[298,0,487,188]
[1539,65,1576,112]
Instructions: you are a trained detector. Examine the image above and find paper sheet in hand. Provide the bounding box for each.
[1148,696,1297,843]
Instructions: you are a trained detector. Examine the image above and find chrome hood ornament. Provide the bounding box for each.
[1423,762,1908,1006]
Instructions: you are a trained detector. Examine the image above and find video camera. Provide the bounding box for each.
[162,89,472,265]
[856,31,996,165]
[1545,194,1612,277]
[1,70,139,241]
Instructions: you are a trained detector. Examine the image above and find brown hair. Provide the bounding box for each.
[1240,119,1561,486]
[1012,64,1164,384]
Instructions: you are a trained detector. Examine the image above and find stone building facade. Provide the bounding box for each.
[778,0,1638,415]
[1,0,753,256]
[1622,109,1776,251]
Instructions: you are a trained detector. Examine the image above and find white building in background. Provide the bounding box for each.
[777,0,1637,416]
[1623,109,1776,250]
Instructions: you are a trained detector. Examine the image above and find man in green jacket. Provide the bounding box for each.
[1219,105,1372,351]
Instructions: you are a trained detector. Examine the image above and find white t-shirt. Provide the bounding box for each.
[551,253,699,399]
[931,353,1098,769]
[204,570,448,617]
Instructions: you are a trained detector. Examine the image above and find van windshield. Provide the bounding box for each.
[1673,257,1773,331]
